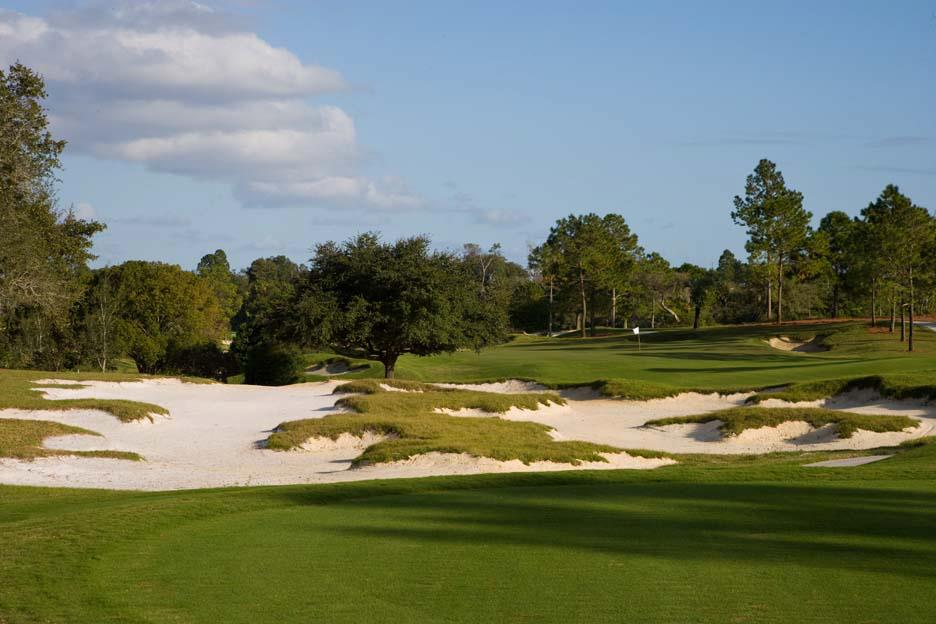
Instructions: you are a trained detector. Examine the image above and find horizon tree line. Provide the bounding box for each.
[3,61,936,382]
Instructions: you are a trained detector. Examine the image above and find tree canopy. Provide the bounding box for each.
[289,234,505,378]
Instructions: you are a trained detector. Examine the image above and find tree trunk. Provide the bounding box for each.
[579,267,587,338]
[382,355,398,379]
[659,298,680,323]
[909,270,915,352]
[588,299,596,337]
[547,279,554,336]
[651,295,656,329]
[831,283,839,318]
[871,279,877,327]
[776,260,783,326]
[693,304,701,329]
[766,279,773,321]
[611,288,617,328]
[900,300,906,342]
[890,294,896,333]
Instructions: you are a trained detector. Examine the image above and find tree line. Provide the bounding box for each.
[3,63,936,381]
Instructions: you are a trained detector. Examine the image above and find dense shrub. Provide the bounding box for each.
[243,343,304,386]
[165,342,240,382]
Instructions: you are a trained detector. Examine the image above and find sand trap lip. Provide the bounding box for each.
[766,336,829,353]
[306,361,353,375]
[299,431,398,452]
[434,380,550,393]
[353,451,675,475]
[805,455,892,468]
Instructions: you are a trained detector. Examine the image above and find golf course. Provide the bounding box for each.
[3,321,936,622]
[3,5,936,620]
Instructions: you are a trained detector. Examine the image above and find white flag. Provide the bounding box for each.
[632,327,640,335]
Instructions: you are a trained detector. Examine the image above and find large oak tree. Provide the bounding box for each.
[290,234,505,378]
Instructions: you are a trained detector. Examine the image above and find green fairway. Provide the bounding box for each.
[389,322,936,392]
[3,323,936,623]
[2,442,936,623]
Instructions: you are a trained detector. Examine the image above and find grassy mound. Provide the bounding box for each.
[332,378,455,394]
[0,369,170,422]
[647,407,919,439]
[0,418,141,460]
[749,374,936,404]
[267,385,625,466]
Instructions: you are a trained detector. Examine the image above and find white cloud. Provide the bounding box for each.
[0,2,421,211]
[72,201,96,220]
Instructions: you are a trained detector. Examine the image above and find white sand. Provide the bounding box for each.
[2,378,932,491]
[805,455,892,468]
[436,383,936,454]
[766,336,828,352]
[434,380,550,393]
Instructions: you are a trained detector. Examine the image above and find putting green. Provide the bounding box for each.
[392,322,936,391]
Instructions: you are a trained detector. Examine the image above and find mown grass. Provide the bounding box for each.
[647,406,919,439]
[0,368,171,422]
[267,384,627,466]
[0,418,141,461]
[3,440,936,623]
[373,322,936,398]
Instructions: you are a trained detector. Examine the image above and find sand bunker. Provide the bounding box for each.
[354,451,674,477]
[1,378,931,491]
[442,387,934,455]
[805,455,892,468]
[434,380,550,393]
[766,336,829,352]
[299,431,398,452]
[306,361,352,375]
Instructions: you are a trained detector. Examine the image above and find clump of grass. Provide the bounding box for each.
[749,374,936,404]
[647,407,918,439]
[0,369,169,422]
[333,378,456,395]
[267,385,626,466]
[0,418,142,461]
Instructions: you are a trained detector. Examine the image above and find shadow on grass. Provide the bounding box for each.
[276,480,936,580]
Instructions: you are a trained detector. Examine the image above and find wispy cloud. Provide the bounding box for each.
[444,181,530,228]
[863,136,933,148]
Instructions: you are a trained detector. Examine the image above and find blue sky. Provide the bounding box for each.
[3,1,935,270]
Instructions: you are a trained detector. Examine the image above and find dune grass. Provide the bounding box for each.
[267,384,626,466]
[748,373,936,404]
[647,406,919,439]
[3,441,936,622]
[0,368,170,422]
[0,418,141,461]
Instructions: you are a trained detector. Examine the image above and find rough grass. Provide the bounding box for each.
[267,385,626,466]
[647,406,919,439]
[0,418,142,461]
[0,368,170,422]
[749,373,936,404]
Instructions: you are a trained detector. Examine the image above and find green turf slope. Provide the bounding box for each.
[387,322,936,396]
[2,441,936,623]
